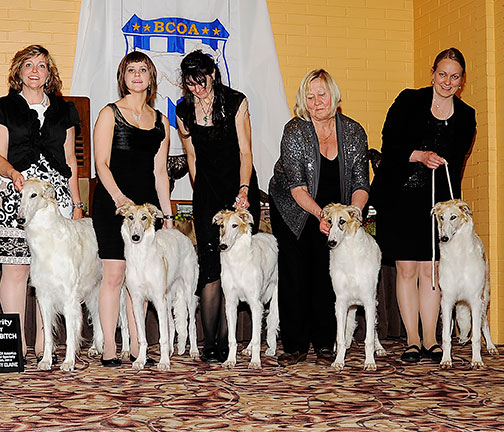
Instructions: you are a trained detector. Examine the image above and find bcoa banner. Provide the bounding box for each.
[71,0,290,199]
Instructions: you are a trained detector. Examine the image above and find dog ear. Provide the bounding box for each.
[431,202,441,217]
[238,209,254,226]
[348,205,362,224]
[212,211,224,226]
[320,203,335,224]
[457,201,473,216]
[116,202,134,216]
[41,181,56,200]
[145,203,163,219]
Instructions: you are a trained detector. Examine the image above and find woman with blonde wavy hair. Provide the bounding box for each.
[269,69,370,367]
[0,44,83,364]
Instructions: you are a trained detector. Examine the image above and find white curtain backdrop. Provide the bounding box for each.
[71,0,291,199]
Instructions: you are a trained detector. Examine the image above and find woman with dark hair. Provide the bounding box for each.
[176,50,260,363]
[92,51,172,366]
[370,48,476,364]
[0,44,82,362]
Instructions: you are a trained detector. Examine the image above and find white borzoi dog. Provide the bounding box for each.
[118,203,199,371]
[213,209,279,369]
[321,203,386,371]
[431,199,498,369]
[17,178,127,371]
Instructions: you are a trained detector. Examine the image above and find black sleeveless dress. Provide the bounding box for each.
[176,86,260,292]
[92,103,165,259]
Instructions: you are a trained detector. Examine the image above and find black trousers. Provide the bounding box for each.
[269,199,336,354]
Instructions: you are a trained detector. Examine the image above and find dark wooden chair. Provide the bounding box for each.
[62,95,97,214]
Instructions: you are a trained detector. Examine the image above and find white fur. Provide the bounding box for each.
[119,203,199,371]
[321,203,386,371]
[18,179,125,371]
[432,199,498,369]
[213,209,279,369]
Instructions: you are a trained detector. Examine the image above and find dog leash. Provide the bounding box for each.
[431,163,454,289]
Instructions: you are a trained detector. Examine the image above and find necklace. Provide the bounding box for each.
[20,91,48,106]
[433,98,453,125]
[131,109,142,123]
[198,96,214,125]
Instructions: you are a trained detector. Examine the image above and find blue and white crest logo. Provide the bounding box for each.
[122,14,231,128]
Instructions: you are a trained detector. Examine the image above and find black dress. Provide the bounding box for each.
[92,103,165,259]
[370,87,476,263]
[176,86,260,292]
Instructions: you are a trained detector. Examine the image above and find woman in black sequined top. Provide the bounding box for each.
[370,48,476,364]
[269,69,370,367]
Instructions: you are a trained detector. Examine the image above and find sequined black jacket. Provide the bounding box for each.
[269,113,369,238]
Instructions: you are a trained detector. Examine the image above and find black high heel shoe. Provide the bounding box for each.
[400,345,421,363]
[200,347,220,363]
[421,344,443,363]
[101,357,122,367]
[36,353,58,365]
[129,354,155,367]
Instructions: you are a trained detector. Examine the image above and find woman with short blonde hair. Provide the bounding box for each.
[269,68,369,367]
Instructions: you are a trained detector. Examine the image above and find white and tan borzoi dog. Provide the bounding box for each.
[17,178,128,371]
[118,203,199,371]
[431,199,498,369]
[213,209,279,369]
[321,203,386,371]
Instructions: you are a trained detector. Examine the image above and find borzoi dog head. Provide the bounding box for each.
[117,202,162,244]
[321,203,362,249]
[431,199,473,243]
[212,209,254,252]
[18,178,57,227]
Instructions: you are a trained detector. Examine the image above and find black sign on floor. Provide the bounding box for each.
[0,313,24,372]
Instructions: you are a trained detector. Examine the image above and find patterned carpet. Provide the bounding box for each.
[0,339,503,432]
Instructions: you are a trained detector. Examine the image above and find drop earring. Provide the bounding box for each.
[147,84,151,93]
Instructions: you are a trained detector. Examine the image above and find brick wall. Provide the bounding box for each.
[266,0,414,152]
[0,0,80,94]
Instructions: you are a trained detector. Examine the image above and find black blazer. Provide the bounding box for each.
[370,86,476,208]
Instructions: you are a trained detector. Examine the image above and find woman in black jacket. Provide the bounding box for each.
[0,45,82,362]
[371,48,476,364]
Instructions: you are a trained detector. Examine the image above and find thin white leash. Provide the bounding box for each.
[431,162,454,289]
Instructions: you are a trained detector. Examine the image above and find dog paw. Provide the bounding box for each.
[157,361,170,371]
[471,360,485,370]
[60,361,75,372]
[248,360,262,369]
[458,337,470,346]
[440,360,452,369]
[120,350,130,360]
[37,360,52,371]
[331,361,344,371]
[132,360,145,370]
[190,350,200,360]
[488,347,499,356]
[222,360,236,369]
[88,346,100,357]
[363,362,377,371]
[241,348,252,357]
[375,349,387,357]
[265,348,276,357]
[177,346,186,356]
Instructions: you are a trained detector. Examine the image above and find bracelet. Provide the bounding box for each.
[163,215,175,220]
[73,202,85,209]
[239,184,249,190]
